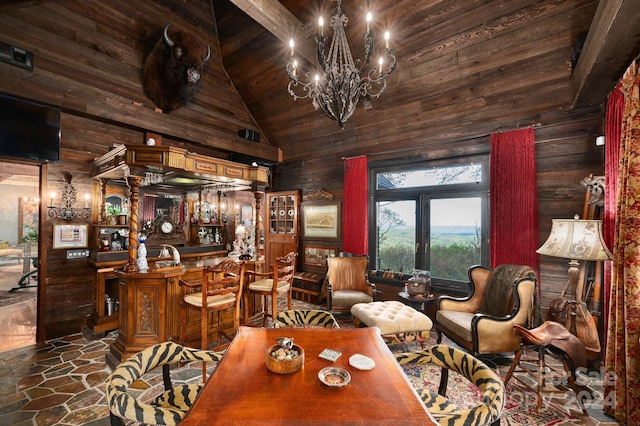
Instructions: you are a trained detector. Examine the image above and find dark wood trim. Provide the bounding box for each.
[37,162,47,344]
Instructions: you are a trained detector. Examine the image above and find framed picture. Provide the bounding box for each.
[18,197,39,241]
[303,245,338,267]
[53,224,88,249]
[241,205,253,224]
[302,202,340,239]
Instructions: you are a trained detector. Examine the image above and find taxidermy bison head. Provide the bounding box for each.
[142,23,210,112]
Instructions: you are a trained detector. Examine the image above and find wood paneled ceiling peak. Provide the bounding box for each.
[214,0,638,162]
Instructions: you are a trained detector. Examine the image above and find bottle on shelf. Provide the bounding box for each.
[137,235,149,272]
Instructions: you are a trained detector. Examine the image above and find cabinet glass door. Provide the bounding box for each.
[265,190,299,271]
[269,194,297,234]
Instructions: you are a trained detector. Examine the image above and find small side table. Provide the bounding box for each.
[398,291,437,322]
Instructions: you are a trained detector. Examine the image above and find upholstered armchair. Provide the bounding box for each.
[435,264,540,356]
[270,309,340,329]
[106,342,225,426]
[395,344,505,426]
[325,253,375,312]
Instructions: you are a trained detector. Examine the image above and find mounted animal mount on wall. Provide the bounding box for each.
[142,23,210,113]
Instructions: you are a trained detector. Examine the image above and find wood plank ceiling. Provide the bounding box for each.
[213,0,640,163]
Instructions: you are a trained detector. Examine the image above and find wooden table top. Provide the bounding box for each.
[181,326,435,425]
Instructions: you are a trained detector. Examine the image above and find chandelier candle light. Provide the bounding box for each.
[47,174,91,222]
[286,0,397,129]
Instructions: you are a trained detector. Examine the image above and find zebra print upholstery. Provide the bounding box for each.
[395,344,504,426]
[106,342,225,426]
[270,309,340,328]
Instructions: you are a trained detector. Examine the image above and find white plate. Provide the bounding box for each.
[349,354,375,370]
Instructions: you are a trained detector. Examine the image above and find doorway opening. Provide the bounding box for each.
[0,160,39,353]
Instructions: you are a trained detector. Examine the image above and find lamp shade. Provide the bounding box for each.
[537,216,612,261]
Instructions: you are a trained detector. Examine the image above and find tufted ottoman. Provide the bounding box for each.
[351,301,433,347]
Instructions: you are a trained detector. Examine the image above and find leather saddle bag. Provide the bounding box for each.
[547,282,600,353]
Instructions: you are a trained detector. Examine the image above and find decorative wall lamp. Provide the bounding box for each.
[47,173,91,221]
[286,0,396,129]
[537,214,612,297]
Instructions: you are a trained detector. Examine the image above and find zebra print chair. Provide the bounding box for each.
[106,342,225,426]
[270,309,340,328]
[395,344,504,426]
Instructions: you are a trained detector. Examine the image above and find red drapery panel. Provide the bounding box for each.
[490,128,539,271]
[142,195,156,224]
[342,156,368,255]
[603,83,623,348]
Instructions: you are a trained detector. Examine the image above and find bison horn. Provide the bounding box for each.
[203,45,211,63]
[163,22,174,47]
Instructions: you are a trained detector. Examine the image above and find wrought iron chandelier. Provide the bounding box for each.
[286,0,397,129]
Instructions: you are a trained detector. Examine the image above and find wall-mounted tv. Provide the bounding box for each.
[0,93,60,162]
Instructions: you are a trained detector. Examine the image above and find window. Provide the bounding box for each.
[369,155,489,292]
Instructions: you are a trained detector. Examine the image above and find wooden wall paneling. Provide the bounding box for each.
[0,2,278,161]
[0,0,612,339]
[272,105,604,315]
[0,0,278,339]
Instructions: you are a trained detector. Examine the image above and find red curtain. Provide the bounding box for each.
[342,156,368,255]
[604,83,623,348]
[489,128,539,271]
[142,195,156,224]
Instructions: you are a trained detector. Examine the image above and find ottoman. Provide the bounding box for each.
[351,301,433,347]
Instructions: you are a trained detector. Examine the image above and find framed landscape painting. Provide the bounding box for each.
[302,202,340,239]
[303,245,337,267]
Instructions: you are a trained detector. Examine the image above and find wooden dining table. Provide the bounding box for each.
[181,326,436,425]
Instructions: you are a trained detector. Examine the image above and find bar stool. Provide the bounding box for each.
[179,259,245,380]
[503,321,589,414]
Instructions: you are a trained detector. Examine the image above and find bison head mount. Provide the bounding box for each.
[142,23,211,113]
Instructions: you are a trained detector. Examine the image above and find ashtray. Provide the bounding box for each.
[318,367,351,389]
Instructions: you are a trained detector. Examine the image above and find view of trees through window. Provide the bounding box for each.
[373,160,486,283]
[375,200,414,273]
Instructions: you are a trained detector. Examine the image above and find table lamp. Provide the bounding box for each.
[537,214,612,297]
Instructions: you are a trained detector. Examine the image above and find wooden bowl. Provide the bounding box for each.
[266,344,304,374]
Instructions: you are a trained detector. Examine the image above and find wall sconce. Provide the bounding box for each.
[47,174,91,221]
[219,191,229,223]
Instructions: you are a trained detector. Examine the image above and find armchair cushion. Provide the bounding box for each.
[435,311,475,342]
[331,290,373,309]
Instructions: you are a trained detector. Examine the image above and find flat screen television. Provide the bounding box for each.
[0,93,61,161]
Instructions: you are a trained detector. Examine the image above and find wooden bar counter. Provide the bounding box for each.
[106,256,264,369]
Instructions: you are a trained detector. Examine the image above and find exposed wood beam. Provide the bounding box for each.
[228,0,317,64]
[571,0,640,107]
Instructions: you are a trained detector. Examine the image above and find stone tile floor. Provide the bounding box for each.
[0,332,115,425]
[0,303,625,425]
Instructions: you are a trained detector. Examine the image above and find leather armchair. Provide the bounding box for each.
[435,264,539,356]
[325,253,375,312]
